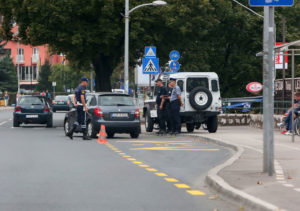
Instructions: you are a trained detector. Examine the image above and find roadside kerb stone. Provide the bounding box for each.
[183,134,281,211]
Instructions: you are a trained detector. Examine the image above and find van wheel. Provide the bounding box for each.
[207,116,218,133]
[186,123,195,132]
[145,112,154,132]
[189,87,213,110]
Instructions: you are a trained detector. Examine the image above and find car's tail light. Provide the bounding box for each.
[135,108,140,118]
[67,100,70,105]
[52,100,56,104]
[94,107,103,117]
[44,106,50,112]
[15,106,21,112]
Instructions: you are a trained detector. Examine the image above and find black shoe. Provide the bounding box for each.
[173,131,179,135]
[83,134,92,140]
[66,131,73,140]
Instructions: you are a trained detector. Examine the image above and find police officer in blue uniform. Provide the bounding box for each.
[165,81,173,133]
[168,78,183,135]
[155,79,167,134]
[66,77,91,140]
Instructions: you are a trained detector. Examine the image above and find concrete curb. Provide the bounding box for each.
[0,107,13,111]
[183,134,281,211]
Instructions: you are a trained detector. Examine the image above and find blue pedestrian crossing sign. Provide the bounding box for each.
[249,0,293,6]
[169,61,180,72]
[145,46,157,58]
[142,58,159,74]
[169,50,180,61]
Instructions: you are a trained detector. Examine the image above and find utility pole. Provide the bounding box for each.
[282,16,286,103]
[263,6,275,176]
[124,0,129,94]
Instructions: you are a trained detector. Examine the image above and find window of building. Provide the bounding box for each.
[33,48,39,55]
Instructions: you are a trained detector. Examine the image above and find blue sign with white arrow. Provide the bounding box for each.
[145,46,157,58]
[169,50,180,61]
[142,58,159,74]
[169,61,180,72]
[249,0,293,6]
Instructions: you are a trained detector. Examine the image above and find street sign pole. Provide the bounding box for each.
[263,6,274,176]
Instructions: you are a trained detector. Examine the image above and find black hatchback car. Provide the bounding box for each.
[52,95,73,112]
[64,93,141,138]
[13,95,53,127]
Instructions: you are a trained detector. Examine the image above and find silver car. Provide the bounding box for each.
[64,93,141,138]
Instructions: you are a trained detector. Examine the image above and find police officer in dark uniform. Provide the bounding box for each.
[165,81,173,133]
[66,77,91,140]
[168,78,183,135]
[155,79,167,134]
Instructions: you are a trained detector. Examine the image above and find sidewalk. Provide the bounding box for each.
[0,106,13,111]
[188,126,300,211]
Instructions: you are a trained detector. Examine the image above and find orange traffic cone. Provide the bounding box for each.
[97,124,107,144]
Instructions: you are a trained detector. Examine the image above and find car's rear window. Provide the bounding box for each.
[98,95,134,106]
[187,78,209,92]
[18,97,46,105]
[55,96,68,100]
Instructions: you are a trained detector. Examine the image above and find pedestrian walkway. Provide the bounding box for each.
[0,106,13,111]
[188,126,300,211]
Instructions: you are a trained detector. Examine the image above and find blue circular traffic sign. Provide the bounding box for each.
[169,61,180,72]
[169,50,180,61]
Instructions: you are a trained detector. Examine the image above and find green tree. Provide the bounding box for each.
[36,61,52,92]
[0,53,17,92]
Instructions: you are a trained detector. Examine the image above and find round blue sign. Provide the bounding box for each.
[169,50,180,61]
[169,61,180,72]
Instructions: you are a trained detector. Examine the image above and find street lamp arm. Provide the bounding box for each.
[129,3,154,14]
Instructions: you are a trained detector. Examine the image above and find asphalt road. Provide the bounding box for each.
[0,110,238,211]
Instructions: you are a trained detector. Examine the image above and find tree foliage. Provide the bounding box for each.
[35,61,52,92]
[0,53,17,92]
[0,0,299,96]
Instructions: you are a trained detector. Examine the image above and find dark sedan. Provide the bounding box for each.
[64,93,141,138]
[13,95,53,127]
[52,95,73,112]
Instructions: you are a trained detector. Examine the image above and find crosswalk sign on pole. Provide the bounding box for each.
[145,46,157,58]
[142,58,159,74]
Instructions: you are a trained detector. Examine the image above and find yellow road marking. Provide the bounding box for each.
[115,150,122,153]
[127,158,136,161]
[174,184,190,189]
[122,155,131,158]
[164,178,178,182]
[139,164,149,167]
[146,168,158,172]
[155,173,168,177]
[133,161,143,164]
[130,147,220,151]
[186,190,206,195]
[117,141,193,143]
[119,153,126,155]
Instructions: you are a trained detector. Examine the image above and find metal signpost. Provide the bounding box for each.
[52,82,56,98]
[165,50,181,74]
[249,0,294,176]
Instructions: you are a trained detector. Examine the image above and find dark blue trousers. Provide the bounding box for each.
[171,101,181,132]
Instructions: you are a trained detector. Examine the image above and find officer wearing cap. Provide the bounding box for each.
[168,78,183,135]
[165,81,173,133]
[66,77,91,140]
[155,78,167,134]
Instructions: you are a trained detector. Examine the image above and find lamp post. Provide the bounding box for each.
[124,0,167,94]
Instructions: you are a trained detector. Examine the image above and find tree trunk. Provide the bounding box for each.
[92,56,113,92]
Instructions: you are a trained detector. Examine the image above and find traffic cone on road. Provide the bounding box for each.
[97,124,107,144]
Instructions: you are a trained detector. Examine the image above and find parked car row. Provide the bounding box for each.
[12,93,141,139]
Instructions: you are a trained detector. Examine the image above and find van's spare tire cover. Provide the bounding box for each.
[189,87,213,110]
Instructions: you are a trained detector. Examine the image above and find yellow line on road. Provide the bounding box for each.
[122,155,131,158]
[133,161,143,164]
[155,173,168,177]
[186,190,206,196]
[174,184,190,189]
[164,178,178,182]
[130,147,220,151]
[146,168,158,172]
[119,153,126,155]
[139,164,149,168]
[117,140,193,143]
[127,158,136,161]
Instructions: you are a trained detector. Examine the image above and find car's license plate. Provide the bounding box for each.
[26,115,38,118]
[112,113,128,118]
[150,110,157,118]
[58,102,64,104]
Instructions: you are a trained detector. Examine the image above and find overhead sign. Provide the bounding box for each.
[52,82,56,87]
[275,42,288,70]
[246,82,263,93]
[169,50,180,61]
[249,0,294,7]
[145,46,156,58]
[169,61,180,72]
[142,58,159,74]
